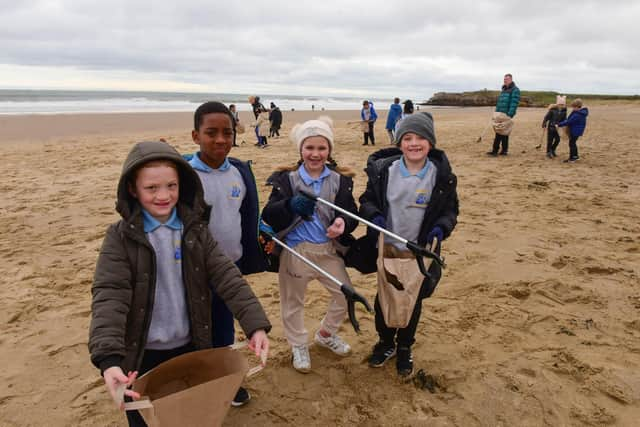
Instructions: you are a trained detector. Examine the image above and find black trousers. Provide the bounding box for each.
[569,135,580,159]
[546,128,560,153]
[364,122,375,145]
[492,133,509,154]
[374,294,423,348]
[126,344,195,427]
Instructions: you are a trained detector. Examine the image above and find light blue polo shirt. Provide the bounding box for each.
[285,165,332,248]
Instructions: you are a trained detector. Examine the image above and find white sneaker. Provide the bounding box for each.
[292,345,311,373]
[314,331,352,356]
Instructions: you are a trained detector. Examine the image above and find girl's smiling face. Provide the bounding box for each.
[301,136,330,176]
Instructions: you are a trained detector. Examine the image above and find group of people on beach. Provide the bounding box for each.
[237,95,283,149]
[485,73,589,163]
[357,98,419,147]
[89,98,459,426]
[89,75,588,426]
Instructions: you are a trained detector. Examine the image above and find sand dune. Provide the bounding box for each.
[1,105,639,426]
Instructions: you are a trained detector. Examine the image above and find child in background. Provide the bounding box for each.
[253,107,270,148]
[89,141,271,426]
[261,116,359,373]
[189,101,267,406]
[557,98,589,163]
[541,98,567,158]
[361,100,378,146]
[359,112,458,377]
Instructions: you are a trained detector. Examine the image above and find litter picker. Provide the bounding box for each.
[298,191,446,277]
[260,230,373,333]
[476,118,493,143]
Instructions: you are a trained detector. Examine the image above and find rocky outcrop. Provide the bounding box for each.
[424,91,539,107]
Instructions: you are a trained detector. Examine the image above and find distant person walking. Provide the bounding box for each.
[541,95,567,158]
[557,99,588,163]
[229,104,242,147]
[487,73,520,156]
[385,98,403,144]
[269,102,283,138]
[361,100,378,146]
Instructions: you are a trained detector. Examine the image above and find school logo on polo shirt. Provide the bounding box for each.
[229,183,242,199]
[410,190,429,208]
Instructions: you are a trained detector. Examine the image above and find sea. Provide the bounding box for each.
[0,89,392,115]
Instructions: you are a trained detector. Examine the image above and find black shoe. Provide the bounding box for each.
[486,151,498,157]
[499,152,508,156]
[231,386,251,407]
[396,346,414,377]
[546,152,553,159]
[563,157,579,163]
[362,143,368,146]
[551,151,557,157]
[368,341,396,367]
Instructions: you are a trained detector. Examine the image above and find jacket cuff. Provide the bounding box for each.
[98,355,124,376]
[246,322,272,339]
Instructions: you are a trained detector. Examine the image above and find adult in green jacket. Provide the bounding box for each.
[488,73,521,156]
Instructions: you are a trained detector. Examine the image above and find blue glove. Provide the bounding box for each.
[371,215,386,229]
[288,195,316,218]
[426,226,444,245]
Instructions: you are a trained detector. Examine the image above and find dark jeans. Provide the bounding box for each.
[546,128,560,154]
[569,135,580,159]
[492,133,509,154]
[374,294,423,348]
[126,344,195,427]
[364,122,375,145]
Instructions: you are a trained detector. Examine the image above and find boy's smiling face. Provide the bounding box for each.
[192,112,234,169]
[399,132,431,164]
[130,161,179,223]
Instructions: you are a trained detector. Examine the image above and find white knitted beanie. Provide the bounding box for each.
[290,116,334,152]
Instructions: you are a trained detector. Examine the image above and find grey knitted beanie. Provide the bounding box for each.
[395,112,436,147]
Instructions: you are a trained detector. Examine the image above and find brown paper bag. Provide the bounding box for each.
[236,122,246,134]
[491,112,514,136]
[376,234,424,328]
[130,347,248,427]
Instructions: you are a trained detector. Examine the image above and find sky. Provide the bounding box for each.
[1,0,638,99]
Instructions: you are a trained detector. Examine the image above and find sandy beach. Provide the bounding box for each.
[1,104,639,426]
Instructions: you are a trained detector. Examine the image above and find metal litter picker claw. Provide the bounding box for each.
[261,231,372,333]
[298,190,446,278]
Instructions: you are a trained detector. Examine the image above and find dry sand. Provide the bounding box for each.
[1,104,639,426]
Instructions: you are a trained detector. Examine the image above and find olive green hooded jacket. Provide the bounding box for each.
[89,141,271,373]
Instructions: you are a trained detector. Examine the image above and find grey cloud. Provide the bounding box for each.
[0,0,638,96]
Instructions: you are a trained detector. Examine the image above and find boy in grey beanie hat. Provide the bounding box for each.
[395,112,436,147]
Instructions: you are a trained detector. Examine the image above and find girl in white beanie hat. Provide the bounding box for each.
[261,116,359,373]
